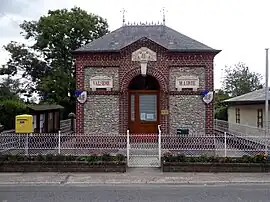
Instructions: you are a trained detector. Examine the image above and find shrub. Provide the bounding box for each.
[0,100,28,130]
[0,154,126,163]
[163,154,268,164]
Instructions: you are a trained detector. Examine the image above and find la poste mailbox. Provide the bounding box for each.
[15,114,33,133]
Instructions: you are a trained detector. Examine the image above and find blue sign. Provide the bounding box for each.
[201,90,209,97]
[74,90,83,97]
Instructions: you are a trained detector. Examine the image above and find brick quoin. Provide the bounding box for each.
[74,38,217,135]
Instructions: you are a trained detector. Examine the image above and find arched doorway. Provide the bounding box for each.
[128,75,160,134]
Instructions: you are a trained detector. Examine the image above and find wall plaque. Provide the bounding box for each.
[131,47,157,76]
[90,76,113,91]
[175,76,199,91]
[161,109,169,115]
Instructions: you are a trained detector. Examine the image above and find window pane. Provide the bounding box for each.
[131,95,135,121]
[139,94,157,121]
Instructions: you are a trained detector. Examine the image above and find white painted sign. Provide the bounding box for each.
[90,76,113,91]
[175,76,199,91]
[203,91,214,104]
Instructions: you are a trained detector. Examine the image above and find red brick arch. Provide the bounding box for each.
[120,67,169,92]
[119,66,169,134]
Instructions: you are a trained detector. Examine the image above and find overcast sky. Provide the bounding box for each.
[0,0,270,89]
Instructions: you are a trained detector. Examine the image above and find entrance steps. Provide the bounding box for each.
[129,148,158,156]
[128,143,160,167]
[129,156,160,167]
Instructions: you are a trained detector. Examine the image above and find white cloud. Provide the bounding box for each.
[0,0,269,89]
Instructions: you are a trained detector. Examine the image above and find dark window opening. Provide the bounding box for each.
[128,75,160,90]
[235,108,240,124]
[257,109,263,128]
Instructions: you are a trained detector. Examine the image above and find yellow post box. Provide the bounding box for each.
[15,114,33,133]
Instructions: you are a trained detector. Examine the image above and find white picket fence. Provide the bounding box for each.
[0,131,269,159]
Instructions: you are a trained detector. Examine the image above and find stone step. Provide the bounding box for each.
[129,144,159,150]
[128,156,160,168]
[129,149,159,155]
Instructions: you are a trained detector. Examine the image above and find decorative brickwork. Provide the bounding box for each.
[75,38,216,135]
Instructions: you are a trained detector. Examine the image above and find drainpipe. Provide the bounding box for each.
[265,48,269,155]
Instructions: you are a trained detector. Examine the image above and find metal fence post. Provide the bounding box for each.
[127,130,130,167]
[224,132,227,157]
[18,133,21,148]
[58,131,61,155]
[25,133,29,155]
[158,125,161,166]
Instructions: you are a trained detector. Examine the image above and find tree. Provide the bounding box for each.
[0,100,28,130]
[222,62,263,97]
[0,7,109,117]
[0,76,21,101]
[214,89,230,120]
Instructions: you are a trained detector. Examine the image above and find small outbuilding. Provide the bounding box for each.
[28,104,64,133]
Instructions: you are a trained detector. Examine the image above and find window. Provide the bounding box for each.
[49,112,53,120]
[235,108,240,124]
[257,109,263,128]
[130,95,135,121]
[139,94,157,121]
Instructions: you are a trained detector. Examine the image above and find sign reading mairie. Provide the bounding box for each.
[175,76,199,91]
[90,76,113,91]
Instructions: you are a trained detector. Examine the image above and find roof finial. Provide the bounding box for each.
[161,7,167,25]
[120,8,126,26]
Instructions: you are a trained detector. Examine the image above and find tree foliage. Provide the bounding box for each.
[214,89,230,120]
[0,100,28,130]
[0,7,109,118]
[215,62,263,121]
[0,77,21,101]
[222,62,263,97]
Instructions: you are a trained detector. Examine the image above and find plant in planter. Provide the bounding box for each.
[163,153,268,164]
[162,153,270,172]
[0,153,125,163]
[0,153,127,172]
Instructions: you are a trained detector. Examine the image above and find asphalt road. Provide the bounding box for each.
[0,184,270,202]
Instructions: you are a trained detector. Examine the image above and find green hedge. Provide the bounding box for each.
[163,153,268,164]
[0,154,126,163]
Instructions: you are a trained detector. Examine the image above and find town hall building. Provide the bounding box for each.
[73,23,220,136]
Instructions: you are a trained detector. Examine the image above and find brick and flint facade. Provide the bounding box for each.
[74,24,220,135]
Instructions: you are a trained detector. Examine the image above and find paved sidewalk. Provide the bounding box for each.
[0,168,270,185]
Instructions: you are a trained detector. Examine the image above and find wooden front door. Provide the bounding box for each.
[129,90,159,134]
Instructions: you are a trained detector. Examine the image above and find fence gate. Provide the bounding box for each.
[127,125,161,167]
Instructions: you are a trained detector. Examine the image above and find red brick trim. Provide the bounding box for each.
[169,65,206,68]
[169,91,203,95]
[119,66,169,134]
[75,55,85,134]
[120,67,169,92]
[205,61,214,135]
[86,91,120,95]
[167,53,216,61]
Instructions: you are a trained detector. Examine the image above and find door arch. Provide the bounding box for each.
[128,75,160,134]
